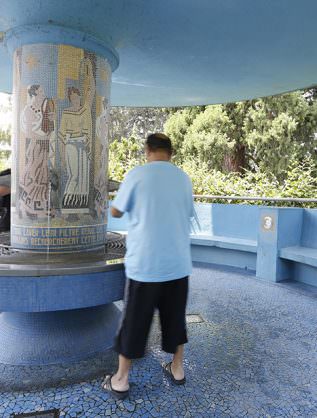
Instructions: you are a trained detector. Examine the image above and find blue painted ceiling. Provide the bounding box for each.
[0,0,317,107]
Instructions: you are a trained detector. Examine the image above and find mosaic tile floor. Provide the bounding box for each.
[1,262,317,417]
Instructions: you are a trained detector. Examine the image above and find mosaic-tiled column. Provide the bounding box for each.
[10,39,113,253]
[0,27,124,379]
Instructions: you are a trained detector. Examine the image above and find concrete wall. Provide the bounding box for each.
[301,209,317,248]
[108,203,260,238]
[107,203,317,287]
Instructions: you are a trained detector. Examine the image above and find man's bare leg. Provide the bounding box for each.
[109,354,131,391]
[171,344,185,380]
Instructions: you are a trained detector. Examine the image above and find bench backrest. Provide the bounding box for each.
[192,203,259,240]
[301,209,317,249]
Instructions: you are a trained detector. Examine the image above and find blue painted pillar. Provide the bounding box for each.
[256,207,303,282]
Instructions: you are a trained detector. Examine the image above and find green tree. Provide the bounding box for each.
[164,106,204,162]
[180,156,317,207]
[109,107,169,142]
[165,91,317,178]
[0,128,11,171]
[108,136,145,181]
[244,93,317,176]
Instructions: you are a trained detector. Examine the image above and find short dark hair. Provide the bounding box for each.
[146,133,172,154]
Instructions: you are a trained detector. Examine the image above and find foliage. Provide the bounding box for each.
[180,156,317,208]
[109,107,169,143]
[0,93,12,171]
[0,89,316,207]
[108,135,317,207]
[108,136,145,181]
[0,128,11,171]
[244,93,317,176]
[165,92,317,179]
[164,106,204,159]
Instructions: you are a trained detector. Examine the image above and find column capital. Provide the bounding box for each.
[5,24,119,71]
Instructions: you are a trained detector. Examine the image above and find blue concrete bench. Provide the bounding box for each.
[279,209,317,267]
[190,235,257,253]
[255,207,317,286]
[280,246,317,268]
[107,203,259,270]
[107,203,317,286]
[191,203,259,271]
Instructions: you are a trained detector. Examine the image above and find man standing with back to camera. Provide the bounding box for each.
[103,133,194,399]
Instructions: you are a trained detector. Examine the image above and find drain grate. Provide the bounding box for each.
[13,410,59,418]
[186,314,205,323]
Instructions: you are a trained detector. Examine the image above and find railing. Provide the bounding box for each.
[110,191,317,204]
[193,195,317,203]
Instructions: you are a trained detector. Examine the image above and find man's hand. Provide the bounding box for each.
[111,205,124,218]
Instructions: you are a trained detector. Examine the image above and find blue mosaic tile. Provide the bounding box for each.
[1,264,317,416]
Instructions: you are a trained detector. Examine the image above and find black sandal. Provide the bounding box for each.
[101,374,130,400]
[162,362,186,385]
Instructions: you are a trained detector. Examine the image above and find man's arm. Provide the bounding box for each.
[110,170,136,218]
[0,185,10,197]
[111,205,124,218]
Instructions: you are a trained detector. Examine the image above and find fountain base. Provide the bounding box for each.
[0,304,122,390]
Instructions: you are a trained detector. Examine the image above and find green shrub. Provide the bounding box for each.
[180,157,317,208]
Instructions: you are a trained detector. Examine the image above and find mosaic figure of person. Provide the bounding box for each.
[59,59,95,210]
[94,97,109,218]
[20,84,55,217]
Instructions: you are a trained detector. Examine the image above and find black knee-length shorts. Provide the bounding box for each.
[114,276,189,359]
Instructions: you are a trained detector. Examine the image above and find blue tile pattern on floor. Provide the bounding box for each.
[1,262,317,417]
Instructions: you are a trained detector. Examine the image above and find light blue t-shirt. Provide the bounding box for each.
[112,161,194,282]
